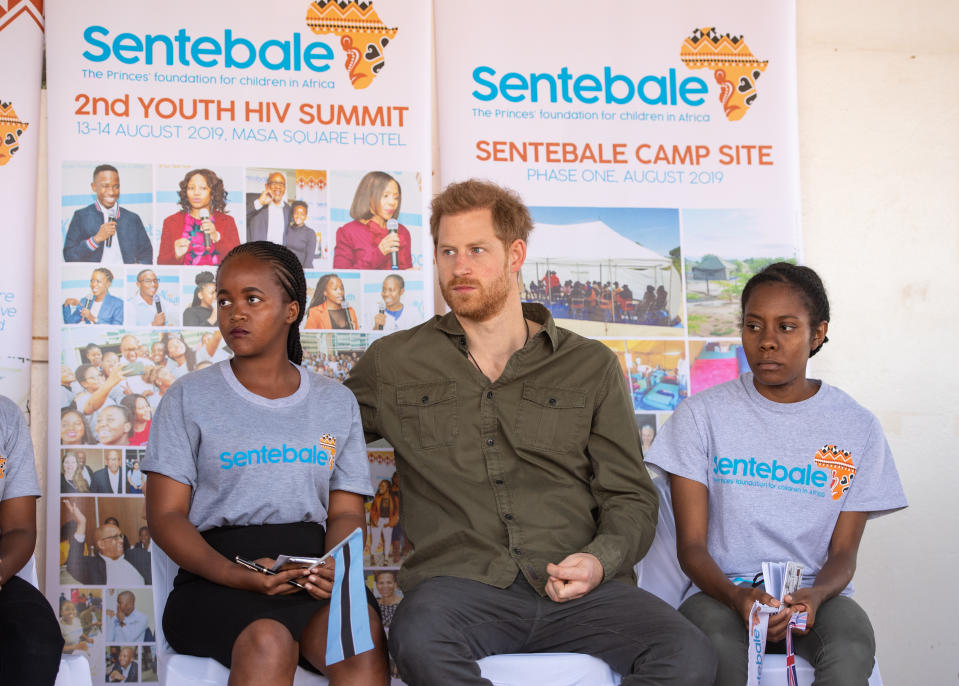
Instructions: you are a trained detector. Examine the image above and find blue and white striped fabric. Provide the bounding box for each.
[326,527,374,665]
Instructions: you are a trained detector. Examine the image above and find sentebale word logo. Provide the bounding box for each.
[679,26,768,121]
[82,26,336,72]
[220,434,337,471]
[471,65,709,107]
[305,0,398,90]
[712,455,830,488]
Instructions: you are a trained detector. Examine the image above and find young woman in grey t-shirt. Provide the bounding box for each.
[145,242,387,685]
[652,263,906,686]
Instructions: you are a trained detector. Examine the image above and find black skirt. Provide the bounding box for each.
[163,522,378,669]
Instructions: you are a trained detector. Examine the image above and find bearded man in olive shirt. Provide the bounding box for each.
[345,180,715,685]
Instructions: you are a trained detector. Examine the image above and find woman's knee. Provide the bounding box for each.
[232,619,297,665]
[801,597,876,683]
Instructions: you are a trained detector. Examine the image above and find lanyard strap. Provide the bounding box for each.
[746,601,809,686]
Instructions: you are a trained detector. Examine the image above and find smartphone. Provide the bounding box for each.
[269,527,361,572]
[235,556,307,589]
[121,361,145,377]
[270,551,332,572]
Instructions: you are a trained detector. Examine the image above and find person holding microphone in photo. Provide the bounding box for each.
[158,169,240,266]
[63,164,152,264]
[371,274,419,332]
[305,274,358,330]
[333,171,412,270]
[143,242,387,684]
[63,267,124,326]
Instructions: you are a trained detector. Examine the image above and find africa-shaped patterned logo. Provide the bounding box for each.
[0,102,29,166]
[320,432,337,470]
[813,445,856,501]
[305,0,398,90]
[0,454,6,479]
[680,27,768,122]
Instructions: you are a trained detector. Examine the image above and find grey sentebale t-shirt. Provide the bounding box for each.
[143,361,373,532]
[0,395,41,502]
[646,373,907,598]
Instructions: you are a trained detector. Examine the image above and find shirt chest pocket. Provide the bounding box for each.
[516,384,588,453]
[396,380,458,449]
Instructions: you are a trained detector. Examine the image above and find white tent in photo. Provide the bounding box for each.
[522,221,682,317]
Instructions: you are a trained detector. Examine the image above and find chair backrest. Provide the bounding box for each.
[16,553,40,587]
[634,475,690,609]
[150,543,178,656]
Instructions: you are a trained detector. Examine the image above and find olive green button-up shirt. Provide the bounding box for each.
[344,303,658,595]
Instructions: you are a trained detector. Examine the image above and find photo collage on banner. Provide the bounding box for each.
[435,0,801,450]
[46,0,431,682]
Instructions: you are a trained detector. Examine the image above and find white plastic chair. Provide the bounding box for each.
[478,652,620,685]
[17,555,93,686]
[152,544,620,685]
[635,476,882,686]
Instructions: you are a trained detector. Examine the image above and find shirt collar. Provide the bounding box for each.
[95,199,119,219]
[436,302,559,351]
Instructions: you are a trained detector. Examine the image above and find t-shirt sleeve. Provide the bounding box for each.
[644,396,710,485]
[329,391,375,497]
[142,383,199,488]
[0,397,41,500]
[841,414,907,518]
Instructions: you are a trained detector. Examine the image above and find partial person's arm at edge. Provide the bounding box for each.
[0,496,38,586]
[144,473,310,595]
[343,340,384,444]
[579,356,659,581]
[784,510,867,631]
[671,474,792,640]
[302,230,316,269]
[63,210,93,261]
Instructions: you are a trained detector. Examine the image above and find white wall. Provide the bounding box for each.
[797,1,959,682]
[27,1,957,681]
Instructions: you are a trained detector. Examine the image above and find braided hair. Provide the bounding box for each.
[219,241,307,364]
[740,262,830,357]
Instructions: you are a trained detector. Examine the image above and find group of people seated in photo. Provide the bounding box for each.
[301,350,362,382]
[2,180,906,686]
[524,272,679,326]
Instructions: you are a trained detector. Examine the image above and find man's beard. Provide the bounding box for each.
[440,264,512,322]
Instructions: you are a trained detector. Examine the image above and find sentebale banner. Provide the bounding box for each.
[0,0,44,408]
[44,0,430,681]
[436,0,801,436]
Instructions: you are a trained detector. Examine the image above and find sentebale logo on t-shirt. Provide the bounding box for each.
[220,433,337,471]
[712,444,856,499]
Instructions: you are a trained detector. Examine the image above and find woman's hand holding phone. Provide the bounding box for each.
[274,558,336,600]
[235,556,309,596]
